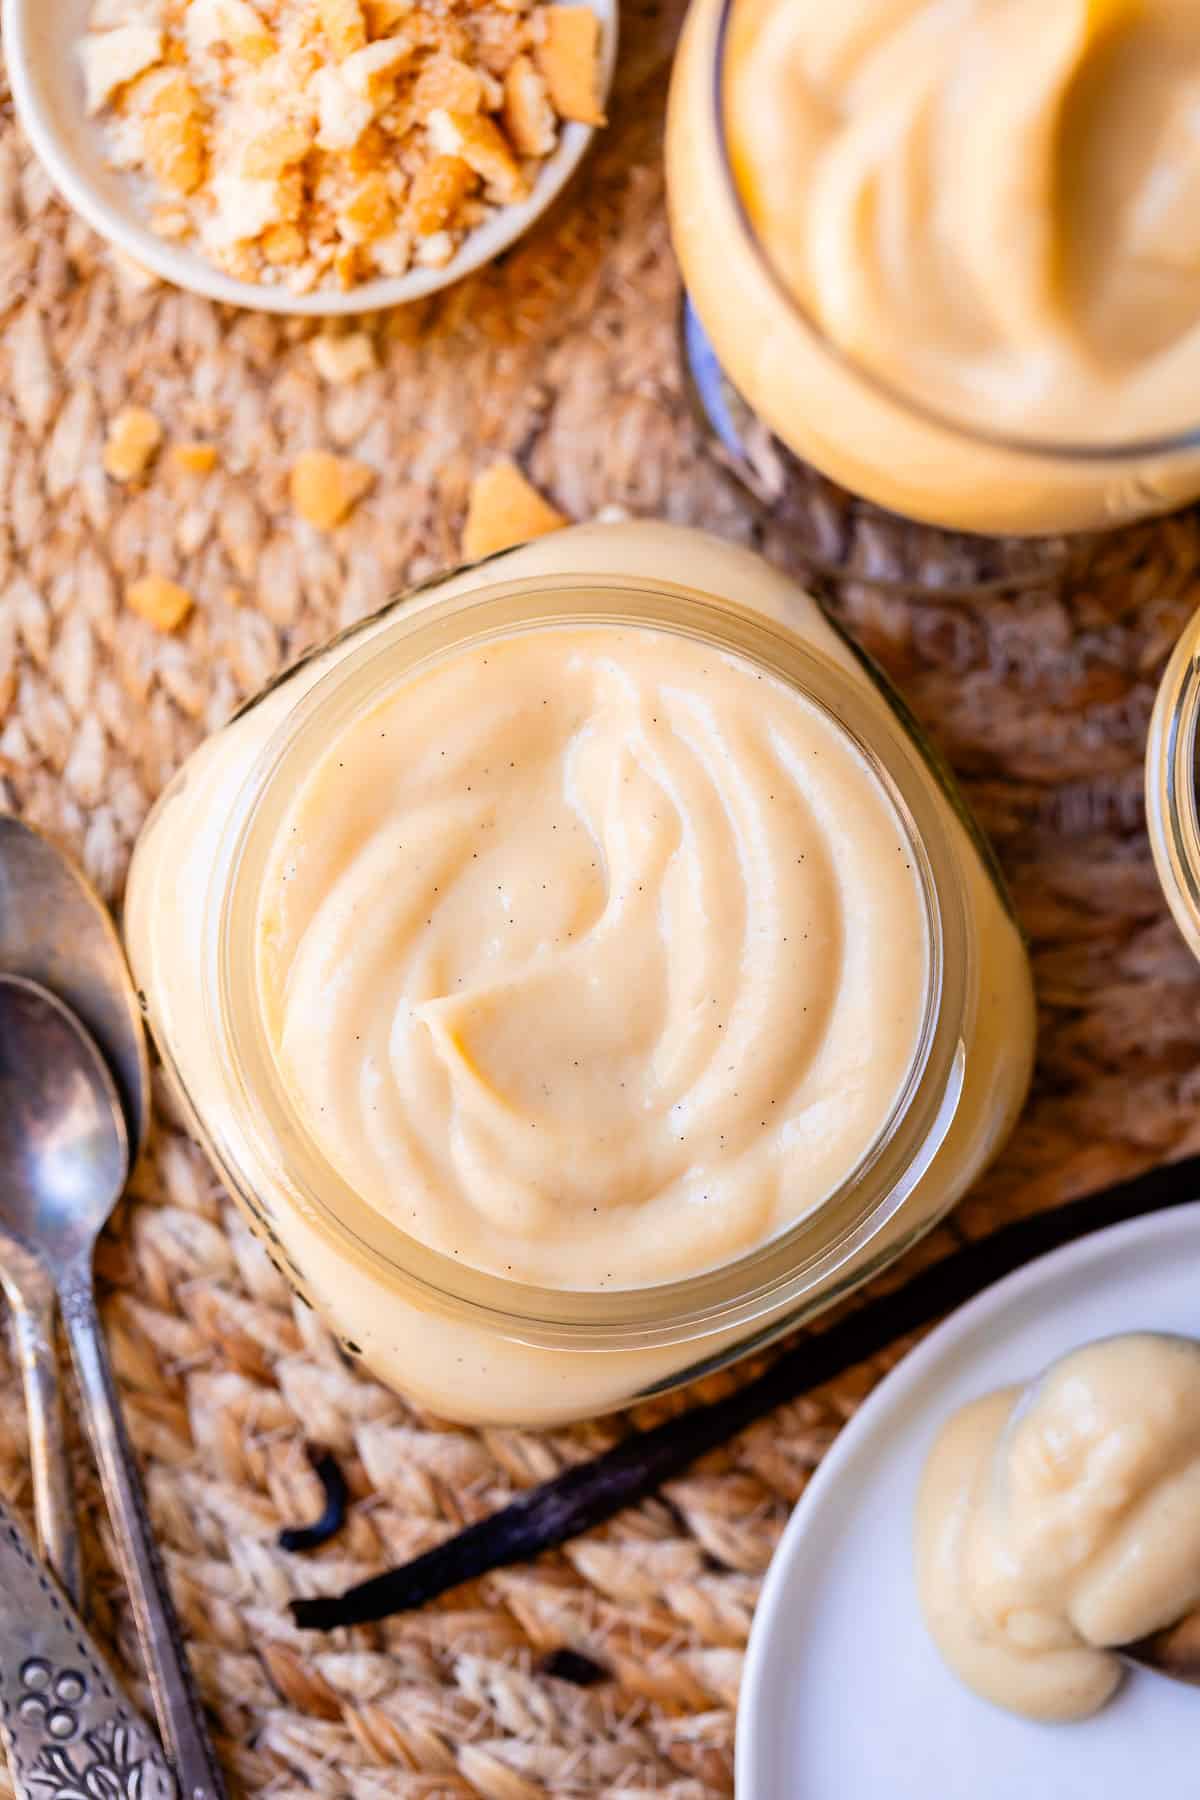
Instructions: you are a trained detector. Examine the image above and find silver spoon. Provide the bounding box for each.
[0,974,227,1800]
[0,814,150,1606]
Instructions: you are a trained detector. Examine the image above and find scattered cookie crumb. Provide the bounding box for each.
[126,574,194,631]
[310,331,376,384]
[169,441,220,474]
[104,406,163,481]
[534,6,606,126]
[290,449,376,528]
[461,457,567,561]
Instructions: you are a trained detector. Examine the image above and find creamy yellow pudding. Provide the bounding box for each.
[667,0,1200,533]
[917,1333,1200,1721]
[728,0,1200,444]
[126,522,1034,1423]
[256,625,928,1289]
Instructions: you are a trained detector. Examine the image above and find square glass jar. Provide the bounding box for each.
[126,523,1035,1424]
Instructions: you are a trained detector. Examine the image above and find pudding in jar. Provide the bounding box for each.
[256,624,929,1290]
[667,0,1200,536]
[126,522,1035,1424]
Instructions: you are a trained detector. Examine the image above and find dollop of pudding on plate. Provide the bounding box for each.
[916,1331,1200,1720]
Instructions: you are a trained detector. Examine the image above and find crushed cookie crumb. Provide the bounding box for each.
[502,55,555,157]
[290,449,375,528]
[135,70,208,195]
[126,574,194,631]
[461,457,567,561]
[338,169,395,242]
[104,406,163,480]
[318,0,367,60]
[262,220,308,264]
[169,440,219,474]
[413,227,455,266]
[310,331,376,383]
[412,53,484,117]
[534,5,605,126]
[333,242,361,287]
[81,23,163,114]
[408,152,476,234]
[363,0,411,33]
[151,203,192,238]
[427,107,527,203]
[241,120,311,179]
[341,36,414,103]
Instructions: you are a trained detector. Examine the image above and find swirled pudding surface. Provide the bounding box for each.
[726,0,1200,443]
[916,1333,1200,1720]
[255,623,928,1288]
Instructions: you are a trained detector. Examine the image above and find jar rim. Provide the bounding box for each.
[706,0,1200,465]
[213,569,973,1352]
[1147,608,1200,961]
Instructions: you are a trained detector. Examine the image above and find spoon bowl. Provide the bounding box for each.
[0,971,126,1606]
[0,974,128,1267]
[0,815,149,1161]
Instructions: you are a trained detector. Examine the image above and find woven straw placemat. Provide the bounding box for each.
[5,1,1200,1791]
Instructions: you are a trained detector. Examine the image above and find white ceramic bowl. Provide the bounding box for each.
[4,0,617,315]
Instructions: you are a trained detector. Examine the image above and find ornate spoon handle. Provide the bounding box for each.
[0,1495,176,1800]
[59,1266,228,1800]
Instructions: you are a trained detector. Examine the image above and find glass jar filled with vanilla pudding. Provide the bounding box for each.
[667,0,1200,559]
[126,524,1034,1425]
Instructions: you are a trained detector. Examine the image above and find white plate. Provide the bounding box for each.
[4,0,617,315]
[738,1201,1200,1799]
